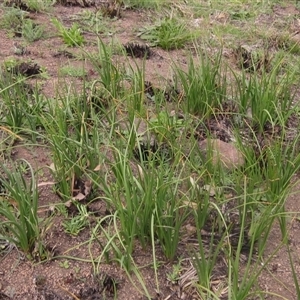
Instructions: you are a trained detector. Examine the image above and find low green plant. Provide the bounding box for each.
[149,110,185,144]
[0,6,26,34]
[174,51,227,117]
[59,65,87,78]
[234,58,295,131]
[55,203,68,218]
[59,260,70,269]
[74,9,114,35]
[229,9,253,20]
[22,19,45,42]
[88,39,124,99]
[13,0,55,12]
[0,71,46,138]
[63,203,89,235]
[42,86,101,202]
[138,17,196,50]
[167,258,183,284]
[84,39,125,132]
[0,160,47,260]
[52,18,85,47]
[123,0,168,8]
[97,130,189,270]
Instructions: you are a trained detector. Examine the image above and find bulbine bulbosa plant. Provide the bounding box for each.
[0,160,48,260]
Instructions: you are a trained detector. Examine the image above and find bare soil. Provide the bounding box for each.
[0,2,300,300]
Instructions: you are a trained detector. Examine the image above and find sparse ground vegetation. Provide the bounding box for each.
[1,1,300,299]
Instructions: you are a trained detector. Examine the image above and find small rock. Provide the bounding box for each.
[199,139,244,171]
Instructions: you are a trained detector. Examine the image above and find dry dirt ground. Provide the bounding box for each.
[1,2,300,300]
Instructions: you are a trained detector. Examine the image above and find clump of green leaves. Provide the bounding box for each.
[4,0,55,12]
[52,18,85,47]
[22,19,45,42]
[59,64,87,78]
[138,17,196,50]
[0,6,26,35]
[63,203,89,236]
[123,0,168,9]
[24,0,55,12]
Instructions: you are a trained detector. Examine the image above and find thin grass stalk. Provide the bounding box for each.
[153,162,189,260]
[192,198,227,295]
[90,38,123,100]
[287,243,300,298]
[126,59,146,115]
[151,212,160,294]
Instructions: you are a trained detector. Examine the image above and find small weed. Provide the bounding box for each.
[230,9,253,20]
[149,110,184,144]
[4,0,55,12]
[123,0,168,9]
[22,19,45,42]
[55,203,68,218]
[73,9,115,35]
[52,18,85,47]
[0,6,26,36]
[63,216,85,236]
[63,211,89,236]
[59,64,87,78]
[59,260,70,269]
[138,17,196,50]
[167,258,183,284]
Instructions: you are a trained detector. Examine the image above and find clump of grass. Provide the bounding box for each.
[4,0,55,12]
[234,55,295,131]
[25,0,55,12]
[0,70,46,139]
[173,51,227,117]
[0,6,26,36]
[41,83,102,202]
[59,64,87,78]
[123,0,169,9]
[0,160,48,260]
[138,17,197,50]
[97,142,189,271]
